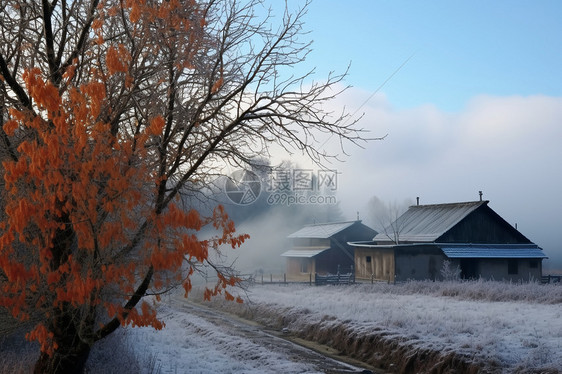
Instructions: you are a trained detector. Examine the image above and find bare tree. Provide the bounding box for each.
[0,1,366,372]
[367,196,412,244]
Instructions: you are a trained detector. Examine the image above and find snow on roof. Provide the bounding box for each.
[280,247,330,258]
[288,221,359,239]
[373,201,487,243]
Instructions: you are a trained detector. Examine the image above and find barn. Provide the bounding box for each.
[350,200,547,282]
[281,220,377,281]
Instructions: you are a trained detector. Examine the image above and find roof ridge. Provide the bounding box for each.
[410,200,488,208]
[302,220,359,227]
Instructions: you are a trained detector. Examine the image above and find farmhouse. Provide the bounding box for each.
[282,220,377,281]
[350,200,547,282]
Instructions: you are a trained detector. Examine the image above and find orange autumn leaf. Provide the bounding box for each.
[3,120,19,136]
[0,0,249,365]
[211,76,223,94]
[106,44,130,75]
[92,18,103,30]
[147,116,166,136]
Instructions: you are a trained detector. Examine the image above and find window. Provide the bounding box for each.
[529,260,538,269]
[366,256,372,263]
[300,260,309,273]
[508,259,518,275]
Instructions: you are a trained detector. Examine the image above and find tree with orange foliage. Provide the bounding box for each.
[0,1,363,372]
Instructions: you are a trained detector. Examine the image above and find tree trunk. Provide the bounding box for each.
[34,344,91,374]
[34,222,94,374]
[33,299,95,374]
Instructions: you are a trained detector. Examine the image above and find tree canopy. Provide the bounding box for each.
[0,1,364,372]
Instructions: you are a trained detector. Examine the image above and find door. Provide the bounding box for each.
[460,258,479,280]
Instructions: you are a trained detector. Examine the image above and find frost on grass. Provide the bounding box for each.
[5,280,561,372]
[125,305,326,374]
[229,281,562,372]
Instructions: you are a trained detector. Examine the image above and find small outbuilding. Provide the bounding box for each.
[282,220,377,281]
[350,200,547,282]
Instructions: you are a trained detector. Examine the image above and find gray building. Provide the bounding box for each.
[282,220,377,281]
[350,200,547,282]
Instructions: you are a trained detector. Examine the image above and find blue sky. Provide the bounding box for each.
[301,1,562,111]
[260,1,562,268]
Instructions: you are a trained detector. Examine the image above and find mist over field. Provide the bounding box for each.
[269,89,562,272]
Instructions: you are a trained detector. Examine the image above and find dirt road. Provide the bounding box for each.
[166,299,380,374]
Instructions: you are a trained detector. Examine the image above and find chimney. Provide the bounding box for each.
[416,197,420,206]
[479,191,483,201]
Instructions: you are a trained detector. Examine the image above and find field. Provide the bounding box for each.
[1,280,562,373]
[201,280,562,373]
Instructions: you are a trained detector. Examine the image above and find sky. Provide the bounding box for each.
[300,1,562,112]
[260,1,562,268]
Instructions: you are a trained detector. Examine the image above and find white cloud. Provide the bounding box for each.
[325,90,562,267]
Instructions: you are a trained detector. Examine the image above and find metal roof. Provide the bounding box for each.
[288,221,359,239]
[280,247,330,258]
[440,244,547,259]
[373,201,487,243]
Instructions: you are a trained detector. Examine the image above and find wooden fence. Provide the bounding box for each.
[541,274,562,284]
[314,272,354,285]
[248,273,355,286]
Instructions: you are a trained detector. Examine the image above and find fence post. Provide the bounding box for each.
[371,273,374,284]
[284,273,286,284]
[270,274,273,283]
[261,273,264,284]
[351,265,355,284]
[309,272,312,285]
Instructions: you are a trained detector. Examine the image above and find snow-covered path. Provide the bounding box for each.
[127,300,375,374]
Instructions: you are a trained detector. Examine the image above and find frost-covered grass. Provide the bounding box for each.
[0,324,148,374]
[125,304,332,374]
[362,278,562,304]
[227,281,562,372]
[0,333,36,374]
[2,280,561,373]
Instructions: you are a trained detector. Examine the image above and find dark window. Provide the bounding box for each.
[460,259,479,279]
[301,260,309,273]
[508,259,519,275]
[366,256,372,263]
[529,260,538,269]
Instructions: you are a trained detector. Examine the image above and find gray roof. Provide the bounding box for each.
[288,221,359,239]
[280,247,330,258]
[373,201,486,243]
[440,244,547,259]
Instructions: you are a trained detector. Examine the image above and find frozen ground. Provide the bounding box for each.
[211,281,562,372]
[125,301,370,374]
[2,280,561,373]
[118,280,562,373]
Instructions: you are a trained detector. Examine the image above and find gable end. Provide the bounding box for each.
[437,204,532,244]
